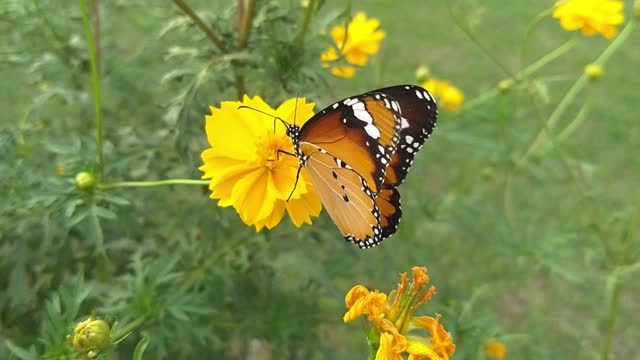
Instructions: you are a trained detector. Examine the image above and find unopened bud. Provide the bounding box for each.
[415,66,431,83]
[584,64,603,80]
[68,317,110,358]
[498,80,512,93]
[75,172,95,191]
[635,0,640,19]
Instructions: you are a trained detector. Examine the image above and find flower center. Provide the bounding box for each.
[256,133,292,170]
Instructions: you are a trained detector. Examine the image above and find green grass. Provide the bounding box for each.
[1,0,639,359]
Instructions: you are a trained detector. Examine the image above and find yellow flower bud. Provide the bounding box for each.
[584,64,603,80]
[300,0,310,8]
[498,79,512,93]
[68,317,110,358]
[414,66,431,83]
[635,0,640,19]
[75,172,95,191]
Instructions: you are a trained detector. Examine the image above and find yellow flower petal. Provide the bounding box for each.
[412,315,456,360]
[484,339,507,360]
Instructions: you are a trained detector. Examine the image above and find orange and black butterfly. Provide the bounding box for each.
[285,85,437,249]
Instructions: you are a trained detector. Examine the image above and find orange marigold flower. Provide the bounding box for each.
[484,339,507,360]
[552,0,625,39]
[344,267,455,360]
[412,315,456,360]
[199,95,322,231]
[320,12,385,78]
[344,285,388,322]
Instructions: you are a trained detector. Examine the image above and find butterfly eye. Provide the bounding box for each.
[285,85,437,248]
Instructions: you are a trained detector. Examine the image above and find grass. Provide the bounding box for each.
[1,0,639,358]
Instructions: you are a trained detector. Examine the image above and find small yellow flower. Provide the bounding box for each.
[484,339,507,360]
[56,165,66,175]
[344,267,455,360]
[552,0,625,39]
[67,317,110,358]
[421,78,464,112]
[199,95,322,231]
[320,12,385,78]
[584,63,604,80]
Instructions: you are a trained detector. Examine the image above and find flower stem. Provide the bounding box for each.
[233,0,255,99]
[294,0,317,52]
[520,6,555,72]
[78,0,103,182]
[98,179,209,190]
[602,271,621,360]
[524,20,637,159]
[459,38,577,114]
[173,0,228,53]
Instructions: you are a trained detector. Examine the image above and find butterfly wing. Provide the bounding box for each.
[298,93,403,247]
[300,143,382,248]
[298,93,402,195]
[369,85,438,239]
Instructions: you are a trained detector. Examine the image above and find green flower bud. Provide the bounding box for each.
[498,80,512,93]
[75,172,95,191]
[68,317,111,358]
[414,66,431,83]
[584,64,603,80]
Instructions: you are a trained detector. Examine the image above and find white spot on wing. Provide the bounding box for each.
[401,117,410,129]
[365,123,380,139]
[405,135,414,144]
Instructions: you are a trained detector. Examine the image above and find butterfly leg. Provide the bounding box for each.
[286,165,302,202]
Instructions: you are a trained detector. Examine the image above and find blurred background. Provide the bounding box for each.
[1,0,639,358]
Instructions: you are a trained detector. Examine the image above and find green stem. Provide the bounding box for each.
[555,88,593,144]
[520,6,555,72]
[459,38,578,113]
[602,271,621,360]
[294,0,317,52]
[525,20,637,158]
[173,0,229,53]
[233,0,255,99]
[98,179,209,190]
[446,2,514,77]
[78,0,104,182]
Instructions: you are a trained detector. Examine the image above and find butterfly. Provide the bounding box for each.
[281,85,437,249]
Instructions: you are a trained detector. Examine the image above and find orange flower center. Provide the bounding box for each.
[256,133,292,170]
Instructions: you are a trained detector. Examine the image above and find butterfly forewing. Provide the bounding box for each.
[371,85,438,240]
[298,93,402,195]
[300,143,382,248]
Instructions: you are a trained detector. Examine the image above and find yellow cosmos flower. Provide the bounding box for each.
[199,95,322,231]
[421,78,464,112]
[484,339,507,360]
[552,0,625,39]
[344,267,455,360]
[320,12,385,78]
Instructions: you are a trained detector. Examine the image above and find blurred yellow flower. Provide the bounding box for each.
[344,267,455,360]
[421,78,464,112]
[199,95,322,231]
[484,339,507,359]
[552,0,625,39]
[320,12,385,78]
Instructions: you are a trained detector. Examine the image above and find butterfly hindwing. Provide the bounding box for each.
[300,143,382,248]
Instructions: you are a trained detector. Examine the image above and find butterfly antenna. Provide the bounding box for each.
[237,105,289,132]
[293,93,300,127]
[286,165,303,202]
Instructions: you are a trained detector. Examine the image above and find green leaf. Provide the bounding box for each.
[132,334,150,360]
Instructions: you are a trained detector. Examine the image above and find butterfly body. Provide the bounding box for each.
[287,85,437,249]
